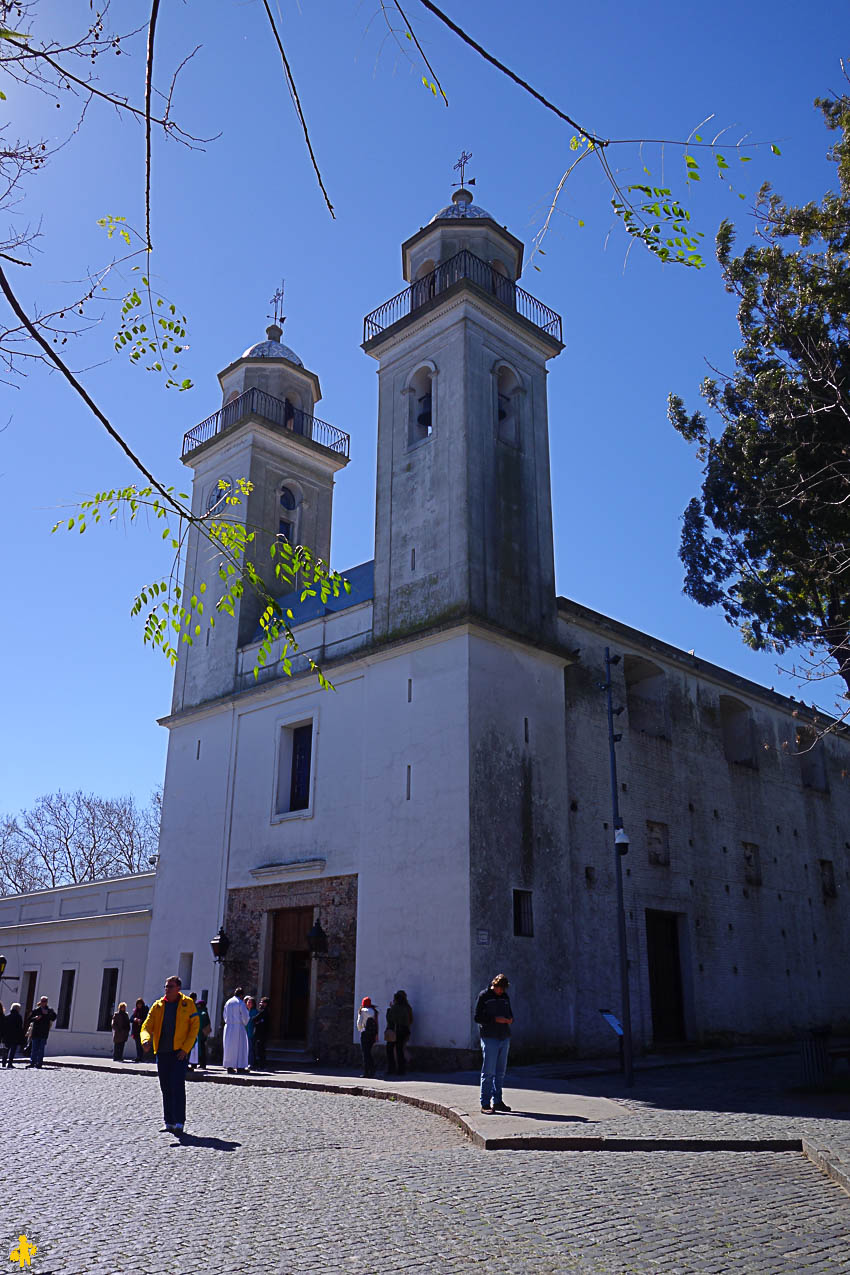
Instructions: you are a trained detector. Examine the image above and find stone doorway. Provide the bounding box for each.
[224,873,357,1063]
[269,906,313,1045]
[645,909,686,1043]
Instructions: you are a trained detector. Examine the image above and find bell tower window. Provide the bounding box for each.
[279,485,298,543]
[408,365,434,446]
[496,365,521,446]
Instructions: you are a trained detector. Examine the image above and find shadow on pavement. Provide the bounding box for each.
[171,1133,241,1151]
[497,1110,591,1124]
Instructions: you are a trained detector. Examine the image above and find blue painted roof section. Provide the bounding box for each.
[253,559,374,640]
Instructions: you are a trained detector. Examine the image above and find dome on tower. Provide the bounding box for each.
[241,323,303,367]
[429,187,493,223]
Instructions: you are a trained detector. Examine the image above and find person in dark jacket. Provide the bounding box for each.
[252,996,270,1068]
[195,998,211,1070]
[385,990,413,1075]
[474,973,513,1113]
[112,1002,131,1060]
[2,1003,24,1067]
[26,997,57,1069]
[130,998,148,1062]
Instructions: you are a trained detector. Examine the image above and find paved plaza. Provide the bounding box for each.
[3,1059,850,1274]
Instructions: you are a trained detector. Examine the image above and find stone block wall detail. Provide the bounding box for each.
[224,873,358,1063]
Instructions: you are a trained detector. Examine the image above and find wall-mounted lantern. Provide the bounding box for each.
[210,929,231,964]
[306,919,328,957]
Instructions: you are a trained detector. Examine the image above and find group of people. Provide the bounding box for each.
[356,990,414,1078]
[221,989,271,1072]
[4,969,517,1134]
[0,996,57,1069]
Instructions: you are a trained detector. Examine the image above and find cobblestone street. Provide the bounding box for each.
[3,1066,850,1274]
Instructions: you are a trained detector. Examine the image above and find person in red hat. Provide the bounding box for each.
[356,996,379,1078]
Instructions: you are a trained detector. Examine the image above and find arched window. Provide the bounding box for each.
[412,259,436,311]
[491,258,513,306]
[624,655,669,739]
[408,365,434,446]
[206,476,233,514]
[719,695,756,767]
[495,364,521,446]
[279,485,299,544]
[796,726,828,792]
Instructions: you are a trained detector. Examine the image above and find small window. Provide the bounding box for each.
[57,969,76,1030]
[720,696,756,767]
[97,968,119,1031]
[820,859,837,900]
[408,366,434,446]
[513,889,534,937]
[178,952,194,990]
[276,720,314,815]
[646,820,670,866]
[742,841,762,887]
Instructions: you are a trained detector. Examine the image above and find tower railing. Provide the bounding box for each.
[182,387,350,458]
[363,249,563,343]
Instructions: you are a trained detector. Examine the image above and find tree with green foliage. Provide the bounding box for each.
[668,92,850,711]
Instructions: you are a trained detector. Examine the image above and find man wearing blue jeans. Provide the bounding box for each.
[474,973,513,1113]
[141,975,199,1135]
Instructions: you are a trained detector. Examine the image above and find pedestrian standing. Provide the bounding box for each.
[474,973,513,1114]
[245,995,258,1068]
[356,997,378,1078]
[111,1002,131,1061]
[222,987,250,1074]
[140,975,199,1134]
[195,998,211,1070]
[26,997,57,1069]
[130,998,149,1062]
[2,1003,24,1068]
[384,991,414,1076]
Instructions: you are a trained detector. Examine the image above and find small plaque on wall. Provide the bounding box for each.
[477,929,490,945]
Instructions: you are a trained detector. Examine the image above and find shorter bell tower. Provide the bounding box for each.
[172,315,350,712]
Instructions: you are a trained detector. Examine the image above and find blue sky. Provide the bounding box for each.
[1,0,846,812]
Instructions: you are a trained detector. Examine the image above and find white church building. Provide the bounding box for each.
[3,187,849,1064]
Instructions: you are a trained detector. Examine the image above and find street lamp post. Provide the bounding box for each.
[602,648,634,1087]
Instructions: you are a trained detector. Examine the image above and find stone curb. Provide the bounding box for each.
[40,1059,809,1155]
[802,1138,850,1198]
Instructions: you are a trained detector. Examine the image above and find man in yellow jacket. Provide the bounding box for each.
[141,975,199,1134]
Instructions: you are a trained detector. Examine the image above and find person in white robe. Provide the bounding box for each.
[222,987,250,1072]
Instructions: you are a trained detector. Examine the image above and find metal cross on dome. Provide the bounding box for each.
[452,150,475,189]
[268,280,286,326]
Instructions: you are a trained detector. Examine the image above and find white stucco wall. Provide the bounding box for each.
[0,874,154,1057]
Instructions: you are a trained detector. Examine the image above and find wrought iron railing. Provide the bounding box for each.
[182,387,350,459]
[363,249,563,343]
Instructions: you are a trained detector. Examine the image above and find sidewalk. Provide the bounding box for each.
[43,1047,850,1191]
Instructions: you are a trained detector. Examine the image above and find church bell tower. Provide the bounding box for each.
[173,306,350,712]
[363,178,563,645]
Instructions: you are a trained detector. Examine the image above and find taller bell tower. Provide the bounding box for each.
[363,185,563,645]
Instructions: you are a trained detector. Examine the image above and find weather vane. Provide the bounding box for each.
[452,150,475,189]
[268,280,286,327]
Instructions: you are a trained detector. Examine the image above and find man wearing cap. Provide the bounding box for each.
[473,973,513,1113]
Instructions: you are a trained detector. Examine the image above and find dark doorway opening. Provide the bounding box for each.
[645,909,686,1043]
[269,907,313,1045]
